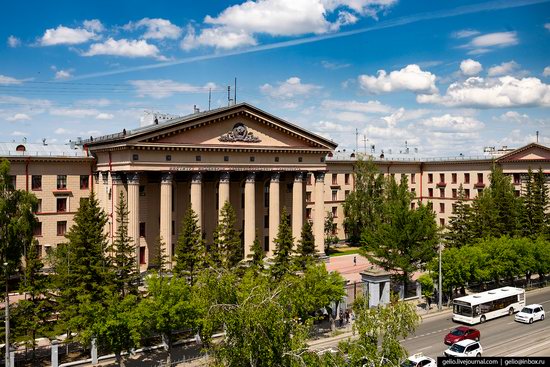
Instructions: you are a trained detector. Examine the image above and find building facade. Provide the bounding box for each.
[2,103,549,270]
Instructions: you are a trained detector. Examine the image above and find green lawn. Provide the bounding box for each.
[327,247,362,257]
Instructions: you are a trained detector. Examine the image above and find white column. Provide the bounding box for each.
[160,172,173,268]
[244,172,256,259]
[314,172,325,254]
[190,172,203,229]
[126,172,140,269]
[218,172,230,219]
[269,172,280,254]
[292,172,304,247]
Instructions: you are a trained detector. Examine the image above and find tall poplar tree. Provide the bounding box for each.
[174,207,205,285]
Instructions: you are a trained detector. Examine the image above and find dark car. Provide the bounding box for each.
[444,326,480,345]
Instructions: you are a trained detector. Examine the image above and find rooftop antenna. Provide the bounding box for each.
[227,85,233,107]
[536,130,539,143]
[363,134,367,155]
[208,88,211,111]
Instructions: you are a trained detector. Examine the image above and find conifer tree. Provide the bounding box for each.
[295,220,316,270]
[488,164,522,236]
[174,207,205,285]
[212,201,242,269]
[53,192,110,344]
[108,192,139,297]
[445,185,474,248]
[248,233,265,270]
[271,207,294,280]
[151,236,170,275]
[533,168,549,237]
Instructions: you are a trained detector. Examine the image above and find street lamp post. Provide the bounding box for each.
[438,243,442,311]
[4,261,10,367]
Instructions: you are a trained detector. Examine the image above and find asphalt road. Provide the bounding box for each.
[402,287,550,358]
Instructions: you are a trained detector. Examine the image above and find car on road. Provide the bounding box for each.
[400,353,436,367]
[514,304,545,324]
[444,340,483,357]
[444,326,480,345]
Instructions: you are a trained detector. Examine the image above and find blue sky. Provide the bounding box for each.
[1,0,549,157]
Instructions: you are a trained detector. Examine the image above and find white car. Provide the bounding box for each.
[444,340,483,357]
[515,304,545,324]
[400,353,436,367]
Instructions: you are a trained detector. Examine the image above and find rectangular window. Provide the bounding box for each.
[439,203,445,213]
[465,189,470,198]
[332,174,338,185]
[224,156,229,162]
[345,190,350,199]
[31,175,42,190]
[80,175,89,190]
[465,173,470,184]
[36,199,42,213]
[345,173,350,185]
[452,173,457,184]
[428,188,433,197]
[8,175,16,189]
[57,221,67,236]
[166,155,172,161]
[440,173,445,183]
[139,222,146,237]
[33,222,42,236]
[411,173,416,184]
[250,156,255,162]
[264,237,269,252]
[440,188,445,198]
[196,155,202,161]
[332,206,337,218]
[298,157,303,162]
[428,173,433,183]
[411,187,416,195]
[139,185,146,196]
[306,208,312,219]
[513,173,521,185]
[306,192,312,202]
[306,174,312,186]
[477,173,483,184]
[264,186,269,207]
[274,156,279,162]
[133,154,139,160]
[440,218,445,227]
[332,190,337,201]
[452,204,457,213]
[452,188,457,198]
[57,198,67,212]
[411,202,416,210]
[57,175,67,190]
[264,215,269,228]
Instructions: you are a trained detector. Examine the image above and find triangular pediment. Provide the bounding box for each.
[497,143,550,162]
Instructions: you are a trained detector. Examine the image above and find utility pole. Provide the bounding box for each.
[4,262,10,367]
[438,243,443,311]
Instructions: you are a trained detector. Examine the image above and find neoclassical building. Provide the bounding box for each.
[2,103,549,270]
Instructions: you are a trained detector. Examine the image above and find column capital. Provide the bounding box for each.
[101,172,109,184]
[314,171,326,183]
[294,172,305,183]
[271,172,281,182]
[111,172,123,184]
[161,172,173,184]
[245,172,256,183]
[191,172,203,183]
[126,172,140,185]
[220,171,231,183]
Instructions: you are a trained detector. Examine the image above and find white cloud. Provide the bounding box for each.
[321,99,392,114]
[452,29,480,39]
[421,114,484,132]
[260,77,322,100]
[381,108,431,127]
[7,35,20,47]
[544,66,550,77]
[0,95,51,108]
[495,111,529,124]
[460,59,482,76]
[76,98,111,107]
[545,23,550,31]
[130,79,218,99]
[358,64,438,94]
[95,113,114,120]
[40,25,98,46]
[417,76,550,108]
[11,131,28,136]
[0,75,24,85]
[127,18,182,40]
[83,38,165,60]
[83,19,105,33]
[461,31,518,54]
[487,61,519,76]
[54,128,72,135]
[50,108,100,118]
[322,0,397,18]
[181,24,257,50]
[321,60,351,70]
[55,70,72,80]
[315,120,355,132]
[6,113,31,121]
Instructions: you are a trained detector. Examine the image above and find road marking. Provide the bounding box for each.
[417,346,432,352]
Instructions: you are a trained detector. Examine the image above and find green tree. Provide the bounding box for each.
[362,175,438,295]
[212,201,243,269]
[343,157,385,244]
[445,185,474,248]
[248,234,265,270]
[530,168,549,238]
[469,190,499,239]
[532,236,550,283]
[271,208,295,280]
[417,273,434,309]
[295,220,316,270]
[52,192,110,345]
[107,192,139,297]
[324,212,338,253]
[136,274,198,366]
[488,164,522,236]
[174,207,205,285]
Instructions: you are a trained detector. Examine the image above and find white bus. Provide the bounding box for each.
[452,287,525,325]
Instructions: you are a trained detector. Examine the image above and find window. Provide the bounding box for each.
[440,218,445,227]
[57,221,67,236]
[411,187,416,195]
[31,175,42,190]
[513,173,520,185]
[452,204,457,213]
[8,175,16,188]
[57,175,67,189]
[306,208,312,219]
[250,156,255,162]
[439,203,445,213]
[298,157,303,162]
[166,155,172,161]
[139,185,146,196]
[452,189,457,198]
[264,237,269,252]
[345,190,350,199]
[139,222,146,237]
[36,199,42,213]
[345,173,350,185]
[411,202,416,210]
[196,155,202,161]
[274,156,280,162]
[515,190,520,197]
[306,174,312,186]
[332,190,337,201]
[172,221,175,236]
[428,188,433,197]
[264,215,269,228]
[306,192,312,202]
[80,175,89,189]
[440,173,445,183]
[332,206,337,218]
[133,154,139,160]
[411,173,416,184]
[332,174,338,185]
[224,156,229,162]
[477,173,483,184]
[428,173,433,183]
[264,185,269,207]
[440,188,445,198]
[465,189,470,198]
[464,173,470,184]
[33,222,42,236]
[452,173,457,184]
[57,198,67,212]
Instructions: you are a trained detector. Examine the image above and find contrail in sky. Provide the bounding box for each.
[72,0,548,81]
